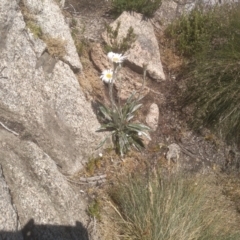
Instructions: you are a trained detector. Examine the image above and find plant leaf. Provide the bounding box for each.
[130,103,142,114]
[96,123,116,132]
[99,105,112,121]
[126,115,134,122]
[95,132,113,150]
[128,123,151,131]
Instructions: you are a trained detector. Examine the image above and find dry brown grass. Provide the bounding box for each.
[19,0,35,22]
[43,36,67,58]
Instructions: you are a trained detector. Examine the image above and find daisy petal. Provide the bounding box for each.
[107,52,114,60]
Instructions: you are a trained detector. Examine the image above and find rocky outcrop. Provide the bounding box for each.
[0,165,21,239]
[146,103,159,131]
[0,130,89,239]
[23,0,82,71]
[153,0,179,29]
[102,11,166,81]
[166,143,181,163]
[0,0,103,174]
[0,0,103,237]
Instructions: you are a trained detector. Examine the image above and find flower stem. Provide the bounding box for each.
[137,63,148,100]
[109,63,120,109]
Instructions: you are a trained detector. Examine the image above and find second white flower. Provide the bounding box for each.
[107,52,126,64]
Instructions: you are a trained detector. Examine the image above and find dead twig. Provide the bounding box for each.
[0,121,19,136]
[80,174,107,183]
[179,144,203,160]
[66,174,107,185]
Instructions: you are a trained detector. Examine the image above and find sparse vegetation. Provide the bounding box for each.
[20,1,43,39]
[111,0,162,18]
[166,6,221,57]
[70,18,78,28]
[110,171,240,240]
[86,156,101,176]
[73,37,87,57]
[87,198,102,221]
[20,0,67,59]
[104,21,136,54]
[70,18,88,57]
[166,3,240,147]
[26,21,43,39]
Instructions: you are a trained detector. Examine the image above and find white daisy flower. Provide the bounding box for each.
[107,52,126,64]
[100,69,113,83]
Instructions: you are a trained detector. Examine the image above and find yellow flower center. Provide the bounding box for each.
[112,57,119,62]
[106,73,112,78]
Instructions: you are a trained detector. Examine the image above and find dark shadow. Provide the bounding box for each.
[91,100,103,123]
[0,218,89,240]
[0,66,8,79]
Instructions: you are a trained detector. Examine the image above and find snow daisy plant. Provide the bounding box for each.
[97,52,151,157]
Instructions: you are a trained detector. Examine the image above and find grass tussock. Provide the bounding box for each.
[110,172,240,240]
[166,3,240,147]
[43,36,67,58]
